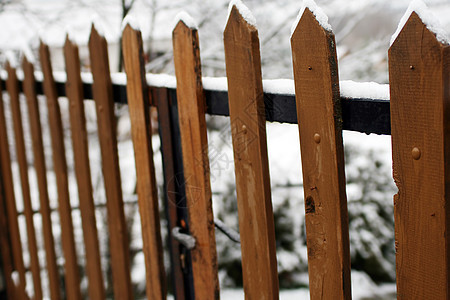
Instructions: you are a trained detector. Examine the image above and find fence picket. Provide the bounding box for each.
[290,8,352,300]
[39,42,81,300]
[63,37,105,300]
[6,63,42,299]
[389,12,450,299]
[173,20,220,299]
[224,5,279,299]
[122,25,166,300]
[22,57,61,300]
[0,77,27,298]
[88,25,133,299]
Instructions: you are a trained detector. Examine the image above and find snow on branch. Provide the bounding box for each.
[390,0,450,46]
[173,11,198,30]
[227,0,257,28]
[291,0,332,37]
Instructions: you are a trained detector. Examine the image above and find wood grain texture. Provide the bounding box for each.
[122,25,166,300]
[224,6,279,299]
[0,148,19,299]
[39,42,81,300]
[22,57,61,300]
[0,70,27,298]
[63,37,105,300]
[6,63,43,300]
[88,25,133,299]
[389,12,450,299]
[173,21,219,300]
[290,9,351,300]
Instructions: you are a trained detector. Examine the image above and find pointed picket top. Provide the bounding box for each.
[291,1,333,43]
[173,11,198,31]
[225,0,257,33]
[390,0,450,47]
[291,0,332,38]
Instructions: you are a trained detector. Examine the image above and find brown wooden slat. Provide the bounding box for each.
[154,87,187,300]
[172,20,220,300]
[39,42,81,300]
[6,63,43,299]
[88,25,133,299]
[22,57,61,300]
[63,36,106,300]
[122,24,166,300]
[0,151,19,299]
[224,5,279,299]
[0,68,27,299]
[290,8,352,300]
[389,12,450,299]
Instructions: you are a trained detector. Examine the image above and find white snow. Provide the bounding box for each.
[111,72,127,85]
[5,51,18,68]
[90,14,106,37]
[263,79,295,95]
[172,227,196,249]
[340,80,389,100]
[146,73,177,89]
[21,45,35,64]
[52,71,67,83]
[291,0,332,38]
[173,11,198,30]
[227,0,257,28]
[203,76,228,91]
[390,0,450,46]
[121,13,140,31]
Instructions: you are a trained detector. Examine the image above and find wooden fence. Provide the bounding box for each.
[0,2,448,300]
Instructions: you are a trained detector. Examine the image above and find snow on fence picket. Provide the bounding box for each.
[0,0,448,299]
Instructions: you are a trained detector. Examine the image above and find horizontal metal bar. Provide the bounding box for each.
[1,79,391,135]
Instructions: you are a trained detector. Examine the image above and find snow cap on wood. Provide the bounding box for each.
[226,0,257,28]
[90,14,106,37]
[291,0,332,38]
[5,51,18,68]
[21,44,36,64]
[173,11,198,30]
[122,13,141,32]
[390,0,450,46]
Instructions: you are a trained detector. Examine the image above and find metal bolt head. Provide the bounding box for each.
[314,133,321,144]
[412,147,421,160]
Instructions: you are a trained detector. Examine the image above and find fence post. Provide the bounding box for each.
[0,78,27,299]
[290,7,351,300]
[63,37,105,300]
[122,24,167,300]
[224,3,279,299]
[173,17,219,300]
[22,55,61,300]
[88,25,133,299]
[40,42,82,300]
[6,62,43,299]
[389,11,450,299]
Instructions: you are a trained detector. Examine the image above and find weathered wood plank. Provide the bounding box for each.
[22,57,61,300]
[0,153,19,299]
[389,12,450,299]
[39,42,81,300]
[224,5,279,299]
[63,37,105,300]
[0,67,27,299]
[122,25,166,300]
[290,8,352,300]
[6,63,43,299]
[88,25,133,299]
[173,20,220,300]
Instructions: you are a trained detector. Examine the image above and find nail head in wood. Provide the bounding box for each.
[314,133,321,144]
[412,147,421,160]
